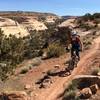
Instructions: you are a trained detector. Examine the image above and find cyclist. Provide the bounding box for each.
[70,28,82,61]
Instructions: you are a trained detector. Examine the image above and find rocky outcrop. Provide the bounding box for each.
[73,75,100,87]
[47,69,60,76]
[80,88,92,99]
[58,18,75,28]
[90,84,99,94]
[97,72,100,76]
[24,84,31,90]
[72,75,100,99]
[0,91,29,100]
[0,17,47,37]
[42,52,48,60]
[79,84,99,99]
[0,11,59,37]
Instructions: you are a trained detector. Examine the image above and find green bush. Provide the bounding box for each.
[79,23,93,31]
[8,16,28,23]
[62,81,79,100]
[46,43,65,58]
[0,22,71,80]
[83,40,92,46]
[0,63,12,81]
[83,38,92,50]
[66,81,78,91]
[76,13,100,31]
[63,90,77,100]
[79,13,100,22]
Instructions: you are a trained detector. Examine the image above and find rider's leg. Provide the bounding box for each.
[71,48,74,58]
[76,49,80,60]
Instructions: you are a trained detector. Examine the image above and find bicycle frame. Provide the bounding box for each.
[71,51,78,67]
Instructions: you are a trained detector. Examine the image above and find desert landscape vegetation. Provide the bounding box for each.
[0,11,100,100]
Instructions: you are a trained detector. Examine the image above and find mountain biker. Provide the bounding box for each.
[70,27,82,61]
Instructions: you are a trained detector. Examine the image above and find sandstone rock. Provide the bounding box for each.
[35,74,50,84]
[97,72,100,76]
[47,69,60,76]
[80,88,92,99]
[73,75,100,87]
[0,91,28,100]
[24,84,31,90]
[42,52,48,59]
[58,19,75,27]
[90,84,99,94]
[54,65,60,69]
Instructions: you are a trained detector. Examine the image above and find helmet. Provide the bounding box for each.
[72,30,77,36]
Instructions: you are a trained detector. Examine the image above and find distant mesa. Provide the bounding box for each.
[0,11,59,37]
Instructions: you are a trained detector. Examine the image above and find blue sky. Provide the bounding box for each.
[0,0,100,16]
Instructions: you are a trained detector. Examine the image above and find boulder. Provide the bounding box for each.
[80,88,92,99]
[73,75,100,87]
[24,84,31,90]
[97,72,100,76]
[42,52,48,59]
[90,84,99,94]
[0,91,29,100]
[47,69,60,76]
[54,65,60,69]
[31,57,42,66]
[35,74,50,84]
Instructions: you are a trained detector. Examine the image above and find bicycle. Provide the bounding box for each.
[66,51,79,73]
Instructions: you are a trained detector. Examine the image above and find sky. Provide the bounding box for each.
[0,0,100,16]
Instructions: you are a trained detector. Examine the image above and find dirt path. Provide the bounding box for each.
[29,36,100,100]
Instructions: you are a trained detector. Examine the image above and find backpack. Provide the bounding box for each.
[71,35,80,48]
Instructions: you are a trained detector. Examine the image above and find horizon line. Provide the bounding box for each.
[0,10,99,16]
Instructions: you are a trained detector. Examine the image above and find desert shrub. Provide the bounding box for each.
[0,62,13,81]
[63,90,78,100]
[0,29,48,80]
[63,81,79,100]
[31,57,42,66]
[8,16,28,23]
[0,22,72,80]
[91,68,100,75]
[93,13,100,19]
[79,13,100,22]
[76,13,100,31]
[44,18,65,29]
[85,41,92,45]
[45,22,57,30]
[66,81,78,91]
[83,43,91,50]
[0,29,46,80]
[46,43,65,58]
[20,68,28,74]
[24,30,49,59]
[82,13,93,21]
[0,33,25,65]
[38,16,46,22]
[79,23,94,31]
[83,37,92,50]
[0,29,27,80]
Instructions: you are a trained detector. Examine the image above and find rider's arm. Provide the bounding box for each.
[79,39,83,51]
[77,36,83,51]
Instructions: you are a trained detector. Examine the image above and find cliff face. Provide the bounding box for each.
[0,11,59,37]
